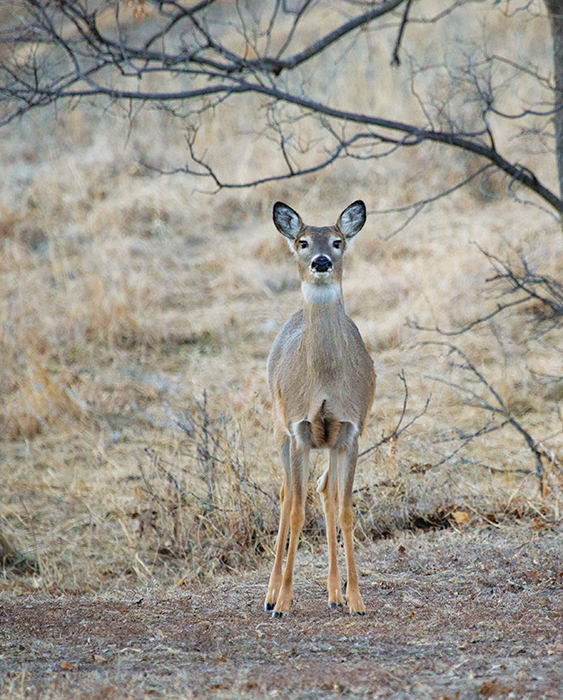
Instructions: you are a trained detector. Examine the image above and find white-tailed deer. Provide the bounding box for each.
[265,200,376,617]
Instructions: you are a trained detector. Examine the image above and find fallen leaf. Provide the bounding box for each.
[452,510,470,525]
[479,678,510,696]
[92,654,107,664]
[60,661,74,671]
[531,517,548,531]
[410,463,433,474]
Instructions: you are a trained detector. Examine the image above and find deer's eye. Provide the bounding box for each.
[299,240,309,249]
[332,239,342,249]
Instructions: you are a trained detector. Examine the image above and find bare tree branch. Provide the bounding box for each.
[411,243,563,336]
[0,0,561,216]
[422,341,563,492]
[374,164,494,240]
[391,0,413,66]
[359,371,431,458]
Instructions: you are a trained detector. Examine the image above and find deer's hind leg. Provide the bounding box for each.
[318,449,344,609]
[265,436,291,611]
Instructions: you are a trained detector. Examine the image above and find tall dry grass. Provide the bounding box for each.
[0,0,561,592]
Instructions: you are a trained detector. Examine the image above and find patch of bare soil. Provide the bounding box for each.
[1,526,562,700]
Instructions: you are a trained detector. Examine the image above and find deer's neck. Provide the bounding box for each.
[301,282,341,306]
[301,282,347,374]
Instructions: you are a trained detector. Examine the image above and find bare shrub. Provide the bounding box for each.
[0,528,38,575]
[132,389,555,584]
[135,394,284,580]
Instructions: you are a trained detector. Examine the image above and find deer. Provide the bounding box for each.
[265,200,376,618]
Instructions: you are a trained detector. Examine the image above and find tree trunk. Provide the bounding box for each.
[545,0,563,200]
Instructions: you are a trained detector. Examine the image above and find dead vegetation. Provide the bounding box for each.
[1,526,562,699]
[0,0,561,631]
[0,4,562,697]
[1,102,562,593]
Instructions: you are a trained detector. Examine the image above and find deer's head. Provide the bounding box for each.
[273,201,366,287]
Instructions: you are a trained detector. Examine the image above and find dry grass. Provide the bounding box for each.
[0,0,562,599]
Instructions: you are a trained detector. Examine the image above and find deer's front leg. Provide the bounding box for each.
[273,427,310,617]
[338,439,365,616]
[319,451,344,609]
[265,440,291,611]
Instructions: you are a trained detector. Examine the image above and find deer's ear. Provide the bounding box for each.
[338,200,366,239]
[273,202,302,240]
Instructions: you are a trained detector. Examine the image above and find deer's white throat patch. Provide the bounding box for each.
[301,282,341,304]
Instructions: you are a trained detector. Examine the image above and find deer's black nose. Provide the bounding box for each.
[311,255,332,273]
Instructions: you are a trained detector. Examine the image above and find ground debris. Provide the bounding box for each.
[1,527,562,699]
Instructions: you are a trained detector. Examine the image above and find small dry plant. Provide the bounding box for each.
[134,388,443,583]
[132,387,549,586]
[135,393,285,580]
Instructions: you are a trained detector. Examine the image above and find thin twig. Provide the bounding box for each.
[359,371,431,458]
[422,341,550,492]
[391,0,413,66]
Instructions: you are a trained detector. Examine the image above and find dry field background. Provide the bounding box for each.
[0,1,562,697]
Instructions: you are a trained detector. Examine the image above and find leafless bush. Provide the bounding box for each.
[135,394,331,580]
[133,387,532,582]
[0,528,38,575]
[136,396,275,578]
[411,244,563,498]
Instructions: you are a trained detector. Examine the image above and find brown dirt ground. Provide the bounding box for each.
[1,525,562,700]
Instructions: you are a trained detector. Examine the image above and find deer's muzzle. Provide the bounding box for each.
[311,255,333,274]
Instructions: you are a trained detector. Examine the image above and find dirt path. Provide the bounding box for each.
[1,526,562,699]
